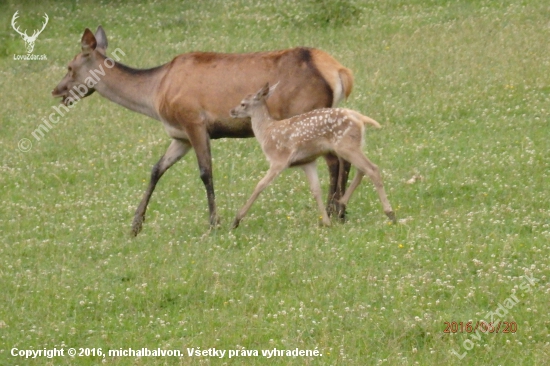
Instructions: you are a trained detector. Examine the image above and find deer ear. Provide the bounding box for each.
[94,26,108,54]
[267,81,279,99]
[81,28,97,56]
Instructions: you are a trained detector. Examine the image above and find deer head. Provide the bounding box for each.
[11,11,49,54]
[51,27,108,105]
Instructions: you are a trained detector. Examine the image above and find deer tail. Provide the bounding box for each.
[338,67,354,100]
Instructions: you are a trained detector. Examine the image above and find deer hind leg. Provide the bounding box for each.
[324,153,351,221]
[187,127,220,228]
[132,139,192,236]
[337,156,351,212]
[232,164,285,229]
[302,162,331,226]
[335,147,396,223]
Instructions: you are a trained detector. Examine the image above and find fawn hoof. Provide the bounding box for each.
[231,218,241,230]
[131,215,144,236]
[327,202,347,222]
[320,218,332,227]
[386,211,397,224]
[337,204,347,222]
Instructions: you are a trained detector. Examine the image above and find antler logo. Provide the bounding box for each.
[11,11,49,54]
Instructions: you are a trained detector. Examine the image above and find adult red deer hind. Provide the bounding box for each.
[52,26,354,234]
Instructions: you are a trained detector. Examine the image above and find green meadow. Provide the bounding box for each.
[1,0,549,364]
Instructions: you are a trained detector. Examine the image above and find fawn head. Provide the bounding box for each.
[230,82,278,118]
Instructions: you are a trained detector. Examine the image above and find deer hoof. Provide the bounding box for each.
[131,216,144,236]
[210,214,221,228]
[327,202,347,222]
[386,211,397,224]
[326,203,336,217]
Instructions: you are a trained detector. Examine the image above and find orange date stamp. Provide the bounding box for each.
[444,321,517,334]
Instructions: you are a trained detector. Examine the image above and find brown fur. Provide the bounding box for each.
[155,47,345,128]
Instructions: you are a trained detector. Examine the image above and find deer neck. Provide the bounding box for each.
[92,54,167,120]
[249,104,275,140]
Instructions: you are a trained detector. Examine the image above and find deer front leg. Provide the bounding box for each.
[187,127,220,228]
[132,139,191,236]
[232,164,284,229]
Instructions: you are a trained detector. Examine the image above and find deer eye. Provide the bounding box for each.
[68,66,72,73]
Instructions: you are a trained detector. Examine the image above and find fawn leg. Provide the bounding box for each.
[232,164,285,229]
[336,148,396,223]
[302,162,331,226]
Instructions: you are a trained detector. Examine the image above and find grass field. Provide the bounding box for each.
[1,0,549,365]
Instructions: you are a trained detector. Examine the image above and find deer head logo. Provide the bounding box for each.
[11,11,49,54]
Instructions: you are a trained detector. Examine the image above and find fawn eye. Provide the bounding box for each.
[68,66,72,73]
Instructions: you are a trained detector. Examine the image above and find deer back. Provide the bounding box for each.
[155,48,352,139]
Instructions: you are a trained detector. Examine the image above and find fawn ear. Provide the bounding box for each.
[81,28,97,56]
[94,26,108,54]
[256,83,271,100]
[267,81,279,99]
